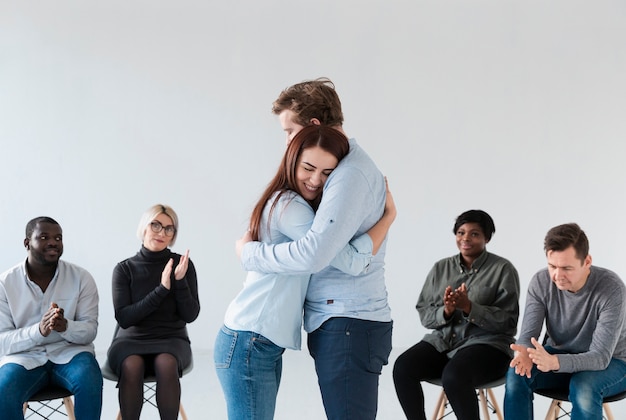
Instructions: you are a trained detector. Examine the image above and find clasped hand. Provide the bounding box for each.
[443,283,471,317]
[161,249,190,290]
[39,302,67,336]
[510,337,560,377]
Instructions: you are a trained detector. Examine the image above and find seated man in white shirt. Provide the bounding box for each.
[0,216,102,420]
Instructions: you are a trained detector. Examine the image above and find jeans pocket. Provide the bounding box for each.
[367,322,393,374]
[252,335,284,358]
[214,326,238,369]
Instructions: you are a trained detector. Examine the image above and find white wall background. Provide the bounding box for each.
[2,0,625,384]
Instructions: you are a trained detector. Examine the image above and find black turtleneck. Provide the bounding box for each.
[111,246,200,340]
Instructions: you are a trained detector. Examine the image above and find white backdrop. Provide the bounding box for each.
[1,1,625,360]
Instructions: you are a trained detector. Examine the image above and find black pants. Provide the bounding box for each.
[393,341,510,420]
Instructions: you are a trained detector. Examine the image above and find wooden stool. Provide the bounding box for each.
[426,376,505,420]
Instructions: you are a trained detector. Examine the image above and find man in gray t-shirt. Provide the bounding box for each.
[504,223,626,420]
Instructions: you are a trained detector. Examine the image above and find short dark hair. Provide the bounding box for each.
[453,210,496,241]
[272,77,344,127]
[25,216,60,239]
[544,223,589,262]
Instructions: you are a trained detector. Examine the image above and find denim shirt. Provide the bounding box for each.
[227,190,374,349]
[241,139,391,333]
[417,251,519,358]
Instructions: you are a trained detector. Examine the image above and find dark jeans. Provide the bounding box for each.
[307,317,393,420]
[393,341,510,420]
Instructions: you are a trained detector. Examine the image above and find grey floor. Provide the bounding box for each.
[28,347,626,419]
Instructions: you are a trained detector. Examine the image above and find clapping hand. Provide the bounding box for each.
[443,286,457,318]
[174,249,190,280]
[39,302,67,336]
[161,249,191,289]
[443,283,471,317]
[453,283,471,314]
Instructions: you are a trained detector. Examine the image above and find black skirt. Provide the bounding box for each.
[107,336,192,378]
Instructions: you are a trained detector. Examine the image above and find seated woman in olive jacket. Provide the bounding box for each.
[393,209,519,420]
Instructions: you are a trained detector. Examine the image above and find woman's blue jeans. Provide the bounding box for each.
[214,325,285,420]
[0,351,103,420]
[504,357,626,420]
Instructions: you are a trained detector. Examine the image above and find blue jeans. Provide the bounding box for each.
[214,325,285,420]
[504,357,626,420]
[307,317,393,420]
[0,351,103,420]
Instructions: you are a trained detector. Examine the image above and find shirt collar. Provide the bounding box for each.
[455,250,489,274]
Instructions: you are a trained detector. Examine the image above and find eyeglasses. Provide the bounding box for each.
[150,221,176,237]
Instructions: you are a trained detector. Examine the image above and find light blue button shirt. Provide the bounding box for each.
[226,190,374,349]
[0,260,99,369]
[241,139,392,333]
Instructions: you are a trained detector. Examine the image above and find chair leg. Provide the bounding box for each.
[544,399,560,420]
[431,389,447,420]
[64,396,76,420]
[179,402,188,420]
[478,389,490,419]
[486,388,503,420]
[603,402,614,420]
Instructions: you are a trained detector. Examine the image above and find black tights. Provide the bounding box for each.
[118,353,181,420]
[393,342,510,420]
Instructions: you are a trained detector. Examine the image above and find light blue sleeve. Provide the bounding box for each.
[0,285,46,356]
[59,265,99,345]
[268,186,375,275]
[242,166,376,274]
[329,235,373,276]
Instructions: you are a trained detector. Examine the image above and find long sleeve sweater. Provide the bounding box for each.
[517,265,626,372]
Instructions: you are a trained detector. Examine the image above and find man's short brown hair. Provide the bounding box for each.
[544,223,589,262]
[272,77,344,127]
